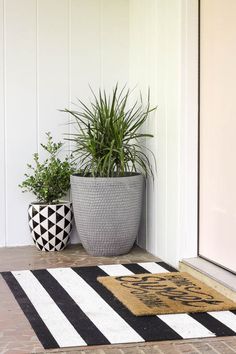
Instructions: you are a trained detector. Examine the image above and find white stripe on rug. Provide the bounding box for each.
[99,264,134,276]
[48,267,144,344]
[138,262,169,273]
[12,270,86,347]
[158,314,215,339]
[208,311,236,332]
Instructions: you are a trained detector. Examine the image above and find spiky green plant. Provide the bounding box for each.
[61,85,156,178]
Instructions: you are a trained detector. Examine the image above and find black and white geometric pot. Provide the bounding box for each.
[28,201,73,252]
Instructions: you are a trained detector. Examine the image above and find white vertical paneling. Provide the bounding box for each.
[129,0,166,255]
[129,0,147,89]
[5,0,37,246]
[70,0,101,102]
[37,0,79,244]
[164,0,182,265]
[0,0,198,256]
[145,0,159,255]
[70,0,101,244]
[0,0,5,246]
[37,0,69,145]
[101,0,129,91]
[130,0,198,267]
[0,0,131,247]
[152,0,168,261]
[179,0,198,259]
[129,0,148,249]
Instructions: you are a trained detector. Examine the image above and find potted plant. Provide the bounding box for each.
[61,85,156,256]
[19,132,76,251]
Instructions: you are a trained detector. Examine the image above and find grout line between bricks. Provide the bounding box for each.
[224,341,236,353]
[205,343,220,354]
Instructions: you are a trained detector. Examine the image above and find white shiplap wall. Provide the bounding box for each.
[0,0,199,268]
[0,0,129,247]
[130,0,198,267]
[0,0,5,247]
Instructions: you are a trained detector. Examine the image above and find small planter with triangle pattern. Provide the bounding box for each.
[28,201,73,251]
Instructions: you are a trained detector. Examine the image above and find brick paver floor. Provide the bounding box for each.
[0,244,235,354]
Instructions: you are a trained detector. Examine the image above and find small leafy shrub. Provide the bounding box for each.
[19,132,76,204]
[61,84,156,178]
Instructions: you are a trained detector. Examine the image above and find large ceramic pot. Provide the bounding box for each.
[28,201,73,251]
[71,173,144,256]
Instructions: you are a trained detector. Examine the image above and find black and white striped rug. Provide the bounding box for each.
[1,261,236,349]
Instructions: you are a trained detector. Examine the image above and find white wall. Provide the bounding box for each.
[0,0,199,268]
[130,0,199,267]
[0,0,129,247]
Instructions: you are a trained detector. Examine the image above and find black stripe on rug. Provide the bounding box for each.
[1,272,59,349]
[72,265,182,342]
[32,269,110,346]
[124,263,149,274]
[157,261,178,272]
[189,312,235,336]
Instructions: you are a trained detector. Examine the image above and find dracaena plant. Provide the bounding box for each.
[19,132,76,204]
[61,85,156,178]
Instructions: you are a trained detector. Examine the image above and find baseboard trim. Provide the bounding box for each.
[179,257,236,302]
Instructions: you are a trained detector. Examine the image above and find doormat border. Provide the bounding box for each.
[97,271,236,316]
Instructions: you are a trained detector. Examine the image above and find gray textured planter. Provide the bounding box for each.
[71,173,144,256]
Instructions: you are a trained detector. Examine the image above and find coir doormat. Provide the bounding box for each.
[97,272,236,316]
[1,262,236,350]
